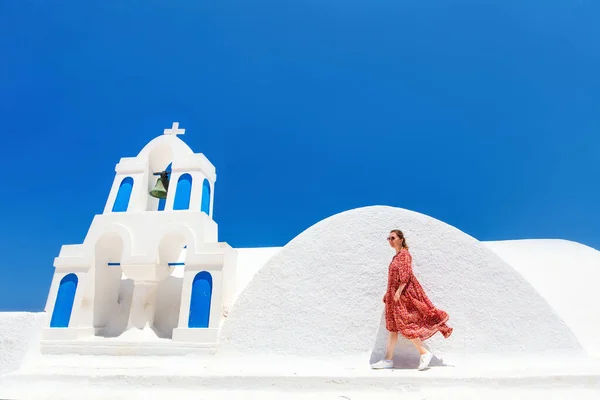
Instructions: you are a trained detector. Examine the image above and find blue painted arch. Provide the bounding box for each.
[112,177,134,212]
[50,273,79,328]
[201,179,211,215]
[173,173,193,210]
[188,271,213,328]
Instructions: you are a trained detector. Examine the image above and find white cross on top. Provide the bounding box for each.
[164,122,185,136]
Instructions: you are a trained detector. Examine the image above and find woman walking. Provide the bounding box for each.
[371,229,453,371]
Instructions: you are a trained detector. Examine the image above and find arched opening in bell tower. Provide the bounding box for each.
[173,173,193,210]
[154,232,187,338]
[92,232,127,338]
[147,146,175,212]
[112,177,134,212]
[188,271,213,328]
[157,163,172,212]
[50,273,79,328]
[201,178,211,215]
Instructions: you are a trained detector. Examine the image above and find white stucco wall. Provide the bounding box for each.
[485,239,600,359]
[0,312,45,375]
[233,247,282,301]
[171,247,281,302]
[40,246,278,342]
[219,206,583,361]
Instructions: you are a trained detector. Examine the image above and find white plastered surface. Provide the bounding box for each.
[219,206,583,360]
[0,312,46,375]
[485,239,600,358]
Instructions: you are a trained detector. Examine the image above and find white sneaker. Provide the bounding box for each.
[371,359,394,369]
[417,351,433,371]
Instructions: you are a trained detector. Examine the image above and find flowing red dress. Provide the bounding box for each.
[384,248,453,340]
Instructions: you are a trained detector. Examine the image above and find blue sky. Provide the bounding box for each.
[1,1,599,311]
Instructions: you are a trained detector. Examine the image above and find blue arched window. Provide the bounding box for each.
[157,163,172,212]
[112,177,134,212]
[201,179,211,215]
[188,271,212,328]
[173,173,193,210]
[50,273,79,328]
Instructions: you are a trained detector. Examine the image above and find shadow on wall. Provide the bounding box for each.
[95,276,183,339]
[96,279,133,338]
[154,275,183,339]
[96,279,134,338]
[369,311,447,369]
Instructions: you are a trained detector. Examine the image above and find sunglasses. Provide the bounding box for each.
[387,237,399,241]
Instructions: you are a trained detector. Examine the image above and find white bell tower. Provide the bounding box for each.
[42,122,237,348]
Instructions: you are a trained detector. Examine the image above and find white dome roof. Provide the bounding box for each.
[219,206,582,359]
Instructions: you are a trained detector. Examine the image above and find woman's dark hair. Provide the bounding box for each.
[390,229,409,249]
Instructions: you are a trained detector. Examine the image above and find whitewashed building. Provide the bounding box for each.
[42,123,238,345]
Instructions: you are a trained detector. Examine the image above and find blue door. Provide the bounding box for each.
[173,173,193,210]
[188,271,212,328]
[50,273,78,328]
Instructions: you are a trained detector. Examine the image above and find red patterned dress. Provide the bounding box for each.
[384,248,453,340]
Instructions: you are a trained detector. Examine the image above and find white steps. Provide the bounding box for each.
[40,339,216,356]
[1,354,599,397]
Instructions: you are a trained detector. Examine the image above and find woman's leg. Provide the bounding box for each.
[384,332,399,360]
[410,338,428,355]
[411,337,433,370]
[370,331,398,368]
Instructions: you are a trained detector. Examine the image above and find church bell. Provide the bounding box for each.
[149,171,170,199]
